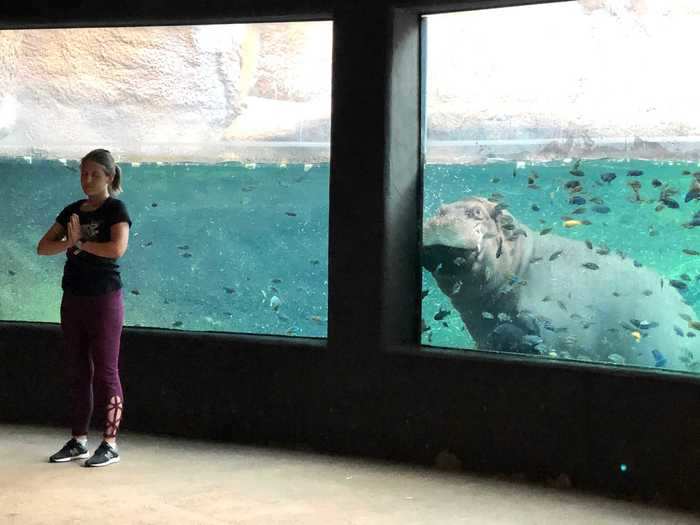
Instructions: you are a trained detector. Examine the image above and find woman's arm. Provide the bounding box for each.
[37,222,71,256]
[80,222,130,259]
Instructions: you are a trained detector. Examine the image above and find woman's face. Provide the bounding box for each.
[80,160,112,198]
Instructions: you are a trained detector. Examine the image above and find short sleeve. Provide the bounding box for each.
[109,199,132,229]
[55,204,75,227]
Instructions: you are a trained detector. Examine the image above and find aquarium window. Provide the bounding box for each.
[420,2,700,374]
[0,21,331,337]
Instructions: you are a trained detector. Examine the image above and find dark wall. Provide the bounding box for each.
[1,0,699,513]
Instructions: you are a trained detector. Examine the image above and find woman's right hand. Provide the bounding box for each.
[67,214,81,246]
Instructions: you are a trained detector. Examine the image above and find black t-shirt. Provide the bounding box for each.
[56,197,132,296]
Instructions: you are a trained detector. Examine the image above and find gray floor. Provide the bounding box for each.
[1,424,698,525]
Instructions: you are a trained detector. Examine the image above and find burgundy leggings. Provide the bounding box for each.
[60,289,124,439]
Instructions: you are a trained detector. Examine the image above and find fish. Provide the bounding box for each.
[285,211,297,216]
[652,349,667,368]
[651,179,663,188]
[585,240,593,249]
[600,172,617,183]
[569,196,586,205]
[421,290,430,299]
[564,180,582,191]
[627,170,644,176]
[172,321,183,327]
[539,227,552,236]
[670,280,688,291]
[130,289,140,295]
[563,220,582,228]
[434,308,451,321]
[642,290,653,296]
[549,250,564,261]
[674,325,685,337]
[571,207,587,214]
[582,262,599,270]
[531,203,540,212]
[592,205,611,214]
[683,249,700,256]
[570,169,585,177]
[224,287,236,294]
[689,321,700,331]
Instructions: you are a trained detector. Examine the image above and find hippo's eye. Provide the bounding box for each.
[465,207,482,219]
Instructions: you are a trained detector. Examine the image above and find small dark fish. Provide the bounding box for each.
[142,241,153,247]
[674,325,685,337]
[627,170,644,177]
[612,291,622,297]
[688,332,697,338]
[682,170,692,175]
[182,253,193,258]
[177,245,190,250]
[651,179,663,188]
[592,205,611,214]
[421,289,429,300]
[661,198,680,209]
[530,256,543,263]
[571,207,587,214]
[539,227,552,236]
[557,300,567,311]
[285,211,297,216]
[549,250,563,261]
[685,190,700,202]
[581,220,592,225]
[585,240,593,249]
[531,204,540,212]
[528,184,541,190]
[172,321,183,328]
[683,249,700,256]
[633,260,642,268]
[130,289,140,295]
[421,319,430,333]
[569,169,585,177]
[494,202,509,213]
[224,287,236,294]
[569,196,586,205]
[491,177,501,183]
[564,180,582,190]
[600,172,617,183]
[590,197,605,205]
[582,262,599,270]
[670,280,688,290]
[434,307,451,321]
[8,270,15,276]
[642,290,653,296]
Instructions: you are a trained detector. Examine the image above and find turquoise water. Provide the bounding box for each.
[422,159,700,374]
[0,158,329,337]
[2,156,699,373]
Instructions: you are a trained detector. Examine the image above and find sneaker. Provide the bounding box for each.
[84,441,120,467]
[49,438,89,463]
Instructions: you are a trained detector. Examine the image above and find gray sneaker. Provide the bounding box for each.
[49,438,89,463]
[84,441,120,467]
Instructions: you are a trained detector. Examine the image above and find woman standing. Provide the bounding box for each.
[37,148,132,467]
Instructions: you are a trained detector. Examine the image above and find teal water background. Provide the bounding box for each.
[0,158,329,337]
[421,158,700,356]
[1,156,699,357]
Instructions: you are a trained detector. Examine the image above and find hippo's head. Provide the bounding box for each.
[422,197,527,284]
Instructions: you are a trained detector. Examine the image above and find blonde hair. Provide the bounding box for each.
[81,148,123,196]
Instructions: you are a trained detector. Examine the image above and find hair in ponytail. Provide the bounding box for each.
[81,148,123,196]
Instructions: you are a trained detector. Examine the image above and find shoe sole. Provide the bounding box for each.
[49,453,90,463]
[84,456,120,467]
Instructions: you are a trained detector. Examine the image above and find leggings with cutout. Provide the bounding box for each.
[60,289,124,439]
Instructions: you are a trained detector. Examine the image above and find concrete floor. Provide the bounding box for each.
[1,424,698,525]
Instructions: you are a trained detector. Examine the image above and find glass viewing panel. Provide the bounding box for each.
[0,22,332,337]
[421,2,700,374]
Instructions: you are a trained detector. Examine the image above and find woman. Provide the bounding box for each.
[37,148,132,467]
